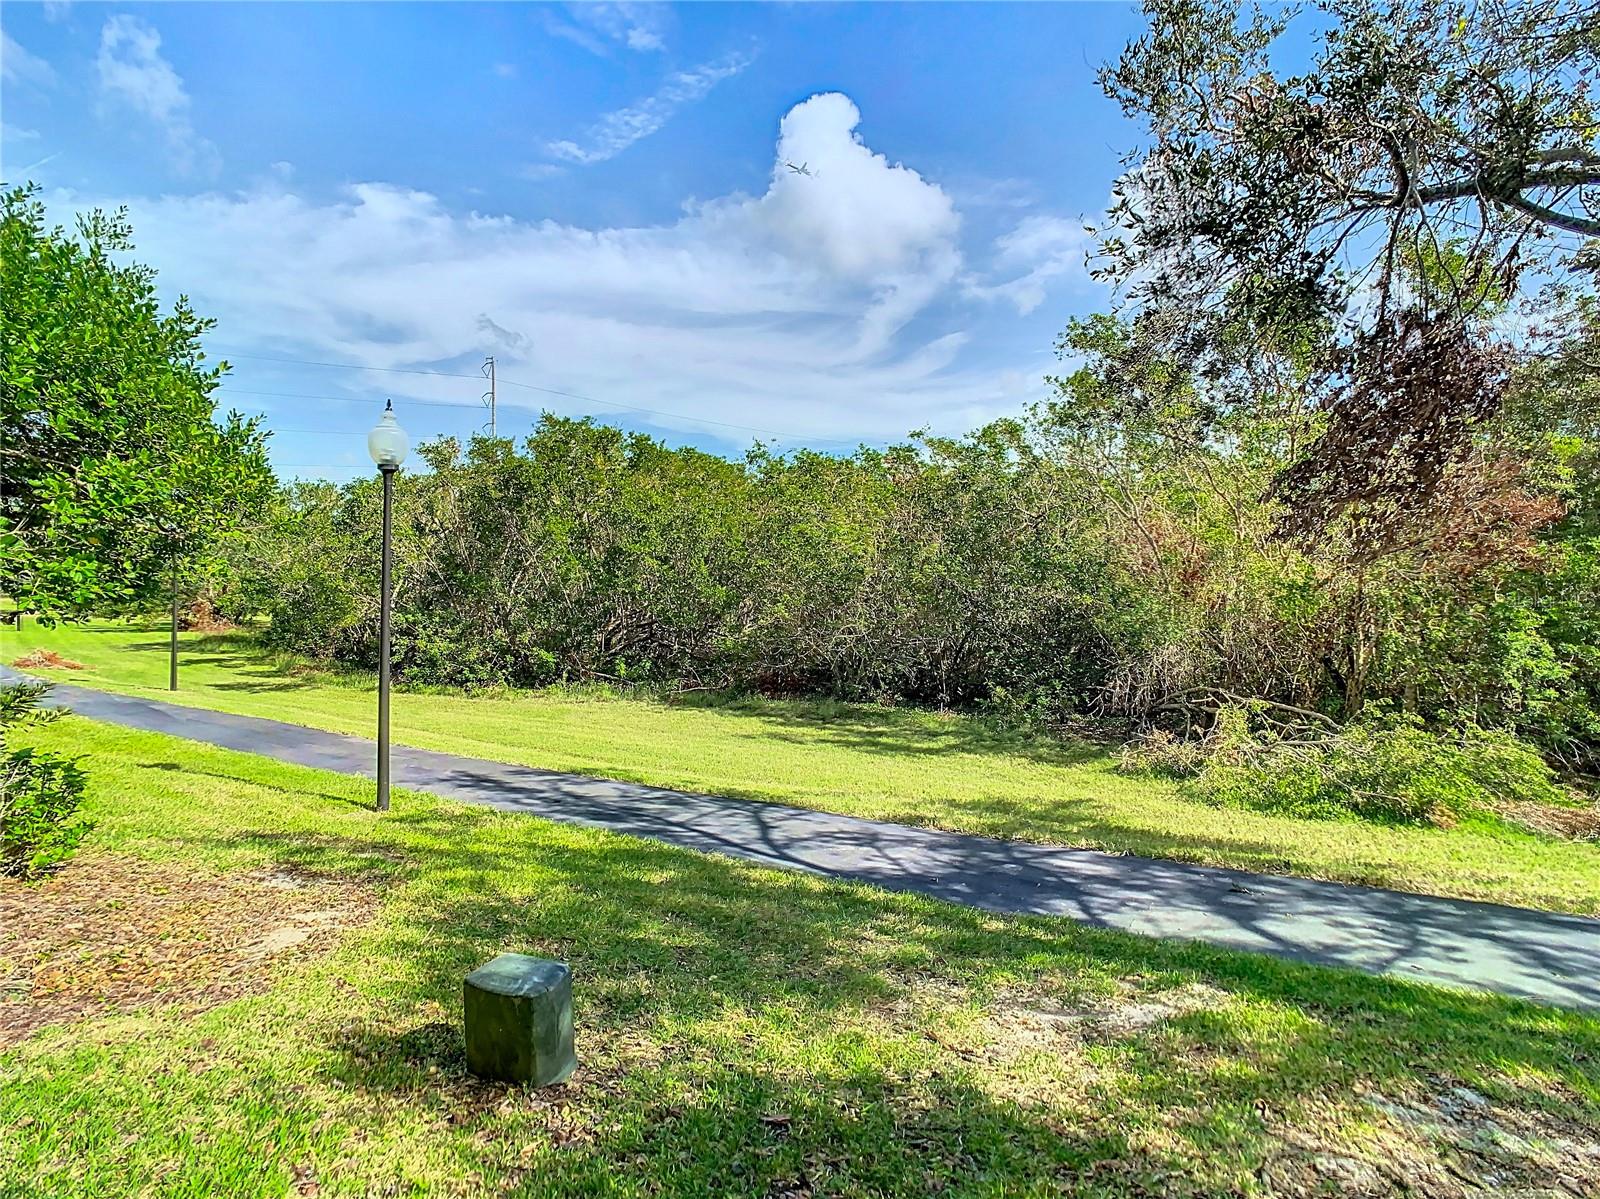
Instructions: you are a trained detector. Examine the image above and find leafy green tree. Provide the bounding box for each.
[1102,0,1600,323]
[0,184,272,620]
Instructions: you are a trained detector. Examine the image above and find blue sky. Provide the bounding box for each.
[2,1,1147,479]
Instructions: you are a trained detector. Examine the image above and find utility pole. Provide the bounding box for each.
[483,356,497,438]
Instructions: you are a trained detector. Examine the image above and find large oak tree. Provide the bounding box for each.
[1096,0,1600,531]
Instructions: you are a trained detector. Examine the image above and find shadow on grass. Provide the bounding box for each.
[78,625,376,698]
[575,1070,1158,1196]
[71,622,172,635]
[142,761,374,811]
[334,1020,1160,1195]
[94,623,1108,770]
[120,636,329,694]
[672,690,1111,769]
[929,788,1313,862]
[174,795,1600,1193]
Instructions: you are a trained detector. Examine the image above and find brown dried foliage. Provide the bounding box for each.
[1274,311,1515,548]
[10,649,85,671]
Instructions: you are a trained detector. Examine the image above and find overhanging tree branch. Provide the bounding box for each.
[1497,189,1600,237]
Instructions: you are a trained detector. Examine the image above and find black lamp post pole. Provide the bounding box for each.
[169,554,179,691]
[376,462,397,812]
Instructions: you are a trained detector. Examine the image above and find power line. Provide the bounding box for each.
[483,356,497,437]
[218,386,481,412]
[207,345,859,446]
[208,347,484,382]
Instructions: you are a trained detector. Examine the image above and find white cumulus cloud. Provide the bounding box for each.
[56,93,1054,446]
[756,93,959,280]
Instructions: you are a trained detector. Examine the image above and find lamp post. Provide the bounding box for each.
[170,554,180,691]
[158,519,184,692]
[367,400,409,812]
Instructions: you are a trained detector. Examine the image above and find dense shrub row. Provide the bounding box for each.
[231,418,1131,707]
[215,387,1600,799]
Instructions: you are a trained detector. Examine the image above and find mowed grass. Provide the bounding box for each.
[4,717,1598,1197]
[7,619,1600,914]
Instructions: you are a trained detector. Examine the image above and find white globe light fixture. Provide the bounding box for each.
[368,399,410,468]
[369,400,407,812]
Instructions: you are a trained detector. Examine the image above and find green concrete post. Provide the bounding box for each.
[464,954,576,1086]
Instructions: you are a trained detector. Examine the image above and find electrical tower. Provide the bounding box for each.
[482,356,497,437]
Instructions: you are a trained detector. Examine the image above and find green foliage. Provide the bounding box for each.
[1096,0,1599,531]
[222,318,1600,777]
[239,415,1136,706]
[0,682,90,876]
[1125,704,1570,826]
[0,184,273,620]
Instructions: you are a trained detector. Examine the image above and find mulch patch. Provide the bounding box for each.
[11,649,85,671]
[0,853,377,1045]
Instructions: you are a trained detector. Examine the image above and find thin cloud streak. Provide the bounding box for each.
[545,51,754,166]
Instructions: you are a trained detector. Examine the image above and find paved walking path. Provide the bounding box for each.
[25,673,1600,1012]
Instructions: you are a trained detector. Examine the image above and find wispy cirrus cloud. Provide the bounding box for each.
[96,14,217,175]
[964,214,1091,315]
[544,51,753,166]
[544,3,668,56]
[2,29,56,87]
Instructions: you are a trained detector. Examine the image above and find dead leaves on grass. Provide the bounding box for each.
[1261,1081,1600,1198]
[0,853,376,1044]
[1501,799,1600,842]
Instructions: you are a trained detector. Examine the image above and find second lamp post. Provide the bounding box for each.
[367,400,409,812]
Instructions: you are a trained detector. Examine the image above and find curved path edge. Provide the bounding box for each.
[20,670,1600,1013]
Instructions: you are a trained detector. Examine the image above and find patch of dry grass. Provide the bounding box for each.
[10,648,84,671]
[0,853,374,1044]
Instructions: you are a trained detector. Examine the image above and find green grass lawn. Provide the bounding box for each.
[6,618,1600,915]
[4,717,1598,1197]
